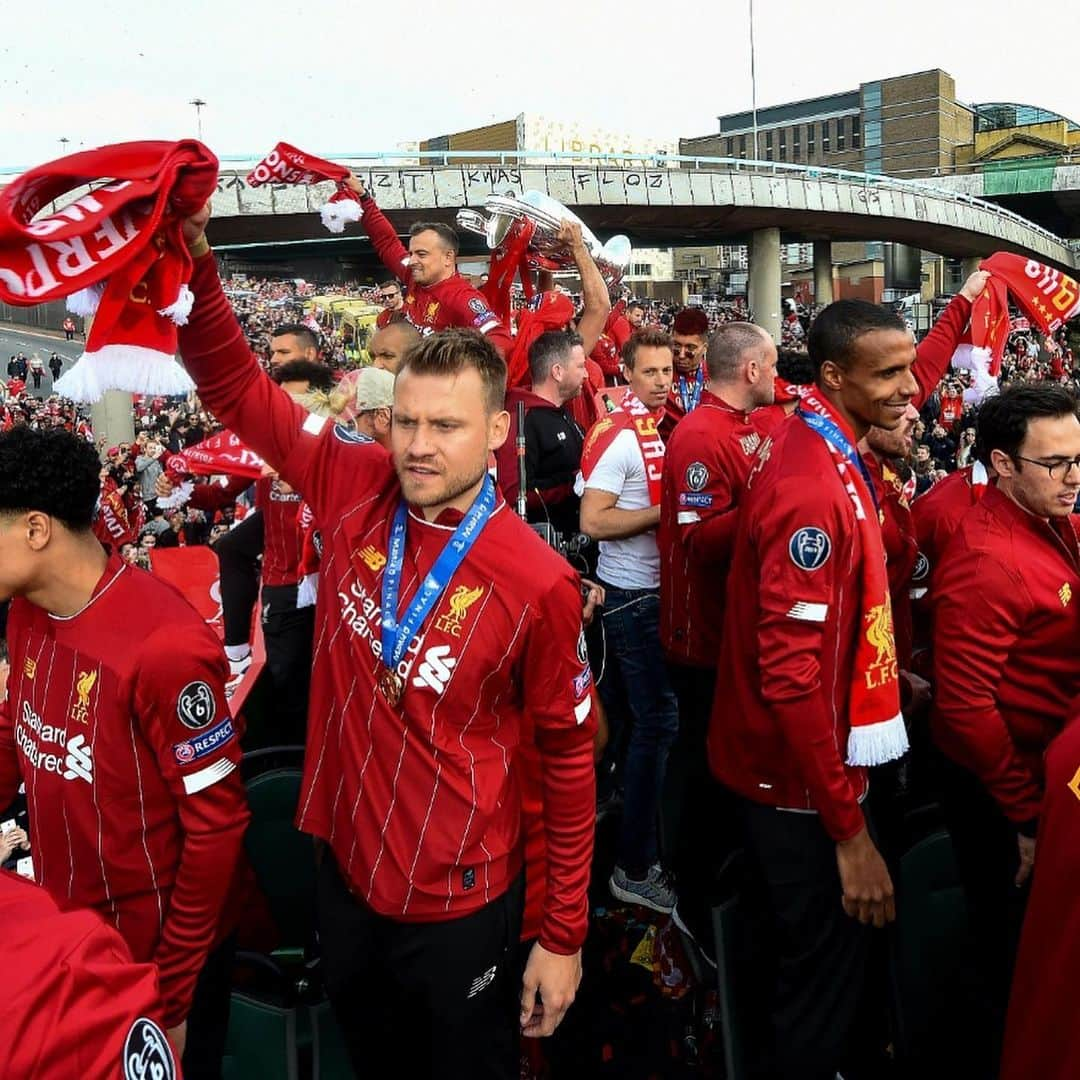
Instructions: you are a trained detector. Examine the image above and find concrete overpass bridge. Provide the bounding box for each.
[195,152,1076,268]
[2,151,1075,341]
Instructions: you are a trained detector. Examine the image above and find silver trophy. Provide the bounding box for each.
[457,189,631,286]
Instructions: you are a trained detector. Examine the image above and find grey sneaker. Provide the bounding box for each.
[609,864,677,914]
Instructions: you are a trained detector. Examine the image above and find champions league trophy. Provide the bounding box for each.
[457,190,632,323]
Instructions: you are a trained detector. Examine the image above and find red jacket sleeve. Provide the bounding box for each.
[931,547,1042,822]
[358,195,413,287]
[912,294,972,410]
[521,569,596,954]
[186,474,252,512]
[754,476,864,841]
[132,622,250,1028]
[2,878,176,1080]
[446,280,513,358]
[178,252,392,525]
[664,433,739,565]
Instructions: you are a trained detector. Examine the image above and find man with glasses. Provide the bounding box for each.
[931,382,1080,1074]
[376,280,405,329]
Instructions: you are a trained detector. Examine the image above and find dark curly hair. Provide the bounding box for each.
[0,426,101,530]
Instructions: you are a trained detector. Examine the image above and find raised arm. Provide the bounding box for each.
[911,271,987,409]
[561,222,611,356]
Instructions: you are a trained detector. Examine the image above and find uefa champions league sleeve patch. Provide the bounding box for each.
[684,462,709,492]
[123,1017,176,1080]
[788,527,831,571]
[176,681,216,730]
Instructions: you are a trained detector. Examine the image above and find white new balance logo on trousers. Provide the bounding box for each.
[467,964,497,999]
[412,645,457,694]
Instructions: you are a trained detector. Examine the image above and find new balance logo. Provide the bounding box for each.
[412,645,457,694]
[63,733,93,784]
[467,964,498,999]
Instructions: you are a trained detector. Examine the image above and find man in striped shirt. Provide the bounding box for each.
[178,205,596,1078]
[0,426,249,1078]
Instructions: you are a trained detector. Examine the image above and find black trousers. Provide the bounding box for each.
[939,756,1030,1078]
[261,588,315,744]
[736,798,871,1080]
[317,854,524,1079]
[182,933,236,1080]
[664,662,735,940]
[212,511,263,648]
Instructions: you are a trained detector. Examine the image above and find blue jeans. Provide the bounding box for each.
[599,582,680,876]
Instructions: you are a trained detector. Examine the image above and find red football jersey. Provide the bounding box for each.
[708,415,872,842]
[1,870,180,1080]
[0,558,249,1027]
[359,196,513,357]
[659,390,786,667]
[255,475,304,588]
[179,252,597,955]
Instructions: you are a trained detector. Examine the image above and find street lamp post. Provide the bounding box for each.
[59,137,70,155]
[749,0,759,161]
[189,98,206,140]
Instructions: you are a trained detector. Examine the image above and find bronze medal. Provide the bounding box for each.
[378,667,404,708]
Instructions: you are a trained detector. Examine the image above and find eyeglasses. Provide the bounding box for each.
[1013,455,1080,481]
[672,343,702,356]
[380,294,399,303]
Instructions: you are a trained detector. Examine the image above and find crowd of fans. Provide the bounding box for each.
[3,176,1080,1080]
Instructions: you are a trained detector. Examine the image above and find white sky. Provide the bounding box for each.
[2,0,1077,168]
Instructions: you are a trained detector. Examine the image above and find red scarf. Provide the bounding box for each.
[507,290,574,387]
[246,142,361,233]
[0,141,218,402]
[952,253,1080,395]
[93,477,145,550]
[158,430,264,508]
[580,390,664,506]
[798,389,907,766]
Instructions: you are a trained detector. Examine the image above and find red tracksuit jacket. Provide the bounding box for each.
[1,871,180,1080]
[1001,716,1080,1080]
[931,485,1080,823]
[708,413,871,841]
[0,558,248,1027]
[659,390,786,668]
[178,252,596,954]
[358,195,513,357]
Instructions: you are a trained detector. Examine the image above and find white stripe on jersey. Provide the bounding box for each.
[478,320,498,334]
[676,511,701,525]
[574,697,592,724]
[302,413,327,436]
[786,601,828,623]
[181,757,237,795]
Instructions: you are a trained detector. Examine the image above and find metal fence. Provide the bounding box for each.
[0,300,80,334]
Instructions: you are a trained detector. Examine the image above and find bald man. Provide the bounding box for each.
[368,321,420,374]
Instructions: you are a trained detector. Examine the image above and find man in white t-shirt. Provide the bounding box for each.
[579,328,680,913]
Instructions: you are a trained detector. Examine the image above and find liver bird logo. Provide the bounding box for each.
[864,604,896,668]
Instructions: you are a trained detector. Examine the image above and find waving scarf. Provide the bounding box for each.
[158,430,264,509]
[246,142,361,234]
[0,140,218,402]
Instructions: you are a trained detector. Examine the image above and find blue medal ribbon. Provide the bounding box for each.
[380,473,496,669]
[678,366,705,413]
[797,407,879,510]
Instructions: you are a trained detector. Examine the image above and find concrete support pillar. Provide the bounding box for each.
[749,227,781,344]
[813,240,834,307]
[91,391,135,459]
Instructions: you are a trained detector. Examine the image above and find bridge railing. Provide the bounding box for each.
[0,149,1067,247]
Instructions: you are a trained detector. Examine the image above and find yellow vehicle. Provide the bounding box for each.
[305,296,382,366]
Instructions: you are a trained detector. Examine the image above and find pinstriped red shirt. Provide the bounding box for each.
[179,252,597,954]
[255,475,304,589]
[0,558,249,1027]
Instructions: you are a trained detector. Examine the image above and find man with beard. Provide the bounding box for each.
[665,308,710,431]
[344,175,513,357]
[375,279,406,328]
[176,204,595,1079]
